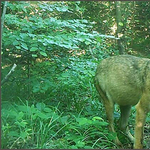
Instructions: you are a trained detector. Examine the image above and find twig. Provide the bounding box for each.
[1,64,17,86]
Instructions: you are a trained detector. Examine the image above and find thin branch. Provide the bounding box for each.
[1,64,17,86]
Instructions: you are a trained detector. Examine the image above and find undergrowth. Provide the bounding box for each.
[2,100,119,149]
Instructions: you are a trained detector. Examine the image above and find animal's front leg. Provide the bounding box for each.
[134,101,147,149]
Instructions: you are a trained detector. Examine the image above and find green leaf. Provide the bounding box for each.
[85,41,91,45]
[13,40,19,46]
[37,112,48,119]
[40,51,47,57]
[92,116,104,121]
[17,105,28,112]
[56,6,68,12]
[20,131,28,139]
[30,47,38,51]
[21,43,28,50]
[16,112,24,120]
[36,103,45,111]
[61,72,70,78]
[70,145,78,149]
[98,121,109,126]
[118,22,123,26]
[15,46,21,49]
[60,116,68,124]
[44,108,52,113]
[76,117,92,125]
[32,54,38,57]
[20,33,28,40]
[8,131,19,137]
[15,121,27,128]
[76,141,85,148]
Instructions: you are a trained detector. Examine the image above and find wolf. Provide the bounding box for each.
[94,55,150,149]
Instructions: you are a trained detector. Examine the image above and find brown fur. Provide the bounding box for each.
[94,55,150,149]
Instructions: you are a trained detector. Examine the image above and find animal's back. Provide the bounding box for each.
[95,55,150,106]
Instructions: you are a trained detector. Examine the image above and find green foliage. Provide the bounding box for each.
[2,1,112,64]
[2,1,150,149]
[2,100,118,149]
[2,100,63,149]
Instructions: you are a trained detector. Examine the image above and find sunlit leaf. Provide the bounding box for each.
[30,47,38,51]
[40,51,47,57]
[21,43,28,50]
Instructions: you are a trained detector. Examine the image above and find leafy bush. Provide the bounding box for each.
[3,1,112,65]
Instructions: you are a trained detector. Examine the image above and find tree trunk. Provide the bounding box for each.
[1,1,8,50]
[115,1,124,54]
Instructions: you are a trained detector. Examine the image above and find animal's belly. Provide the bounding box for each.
[106,87,142,106]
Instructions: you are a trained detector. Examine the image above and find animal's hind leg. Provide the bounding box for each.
[94,81,122,145]
[134,97,149,149]
[102,94,122,146]
[119,105,134,142]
